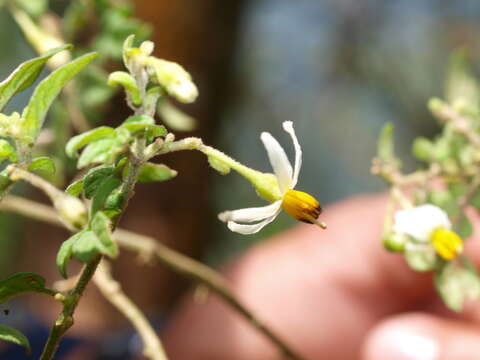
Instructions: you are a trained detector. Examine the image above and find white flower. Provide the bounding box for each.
[393,204,451,241]
[393,204,463,260]
[219,121,326,235]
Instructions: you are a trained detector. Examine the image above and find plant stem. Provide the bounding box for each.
[94,260,169,360]
[0,195,305,360]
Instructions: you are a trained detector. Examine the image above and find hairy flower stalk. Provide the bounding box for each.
[219,121,326,234]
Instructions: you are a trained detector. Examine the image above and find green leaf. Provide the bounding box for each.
[108,71,141,105]
[377,122,398,165]
[404,247,437,272]
[0,272,54,303]
[427,190,459,218]
[455,215,473,239]
[66,126,116,158]
[65,179,84,197]
[56,232,80,278]
[15,0,48,18]
[19,52,98,144]
[83,166,114,199]
[72,230,102,263]
[435,261,480,311]
[0,325,31,354]
[412,137,433,162]
[158,98,197,132]
[118,115,166,138]
[27,156,55,178]
[135,162,177,182]
[77,134,129,169]
[91,176,122,215]
[91,211,118,258]
[0,45,72,112]
[0,140,17,164]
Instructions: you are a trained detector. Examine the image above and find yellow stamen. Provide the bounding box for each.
[282,189,326,229]
[430,228,463,260]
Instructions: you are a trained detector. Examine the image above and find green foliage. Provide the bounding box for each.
[28,156,56,178]
[119,115,167,138]
[0,272,54,303]
[0,45,71,112]
[14,0,48,18]
[0,140,17,164]
[377,122,395,162]
[65,179,84,197]
[91,211,118,258]
[66,126,116,157]
[19,52,98,144]
[0,325,31,354]
[435,260,480,311]
[404,248,437,272]
[136,162,177,183]
[108,71,141,105]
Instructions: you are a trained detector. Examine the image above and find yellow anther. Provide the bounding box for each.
[430,228,463,260]
[282,189,326,229]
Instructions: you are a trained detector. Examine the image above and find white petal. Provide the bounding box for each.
[260,131,293,193]
[218,201,282,223]
[226,211,280,235]
[393,204,451,242]
[282,121,302,188]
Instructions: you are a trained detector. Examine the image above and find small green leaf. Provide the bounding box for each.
[377,122,399,168]
[72,230,102,263]
[0,325,31,354]
[108,71,141,105]
[0,140,17,164]
[0,45,72,112]
[77,134,129,169]
[412,137,433,162]
[91,211,118,258]
[27,156,56,178]
[405,247,437,272]
[435,261,480,311]
[19,52,98,144]
[118,115,166,138]
[136,162,177,183]
[208,156,231,175]
[91,176,122,215]
[158,98,197,132]
[66,126,116,158]
[56,232,81,278]
[83,166,114,199]
[65,179,84,197]
[0,272,54,303]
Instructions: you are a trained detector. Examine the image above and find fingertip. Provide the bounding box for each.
[363,313,480,360]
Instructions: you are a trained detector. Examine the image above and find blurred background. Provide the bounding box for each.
[0,0,480,358]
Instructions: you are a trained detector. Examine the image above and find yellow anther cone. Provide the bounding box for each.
[430,228,463,260]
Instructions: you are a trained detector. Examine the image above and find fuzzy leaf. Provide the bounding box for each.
[108,71,141,105]
[91,176,122,215]
[19,52,98,144]
[0,272,54,303]
[405,247,437,272]
[27,156,55,178]
[0,325,31,354]
[56,232,81,278]
[91,211,118,258]
[65,179,84,197]
[66,126,116,158]
[83,166,114,199]
[119,115,166,138]
[0,140,17,164]
[136,162,177,183]
[71,230,103,263]
[435,261,480,311]
[0,45,71,112]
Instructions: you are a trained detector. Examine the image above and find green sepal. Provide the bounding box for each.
[404,247,437,272]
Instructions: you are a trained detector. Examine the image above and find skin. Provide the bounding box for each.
[163,193,480,360]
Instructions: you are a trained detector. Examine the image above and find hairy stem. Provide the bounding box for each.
[0,195,305,360]
[94,260,169,360]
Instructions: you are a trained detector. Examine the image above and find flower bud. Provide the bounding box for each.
[54,195,87,229]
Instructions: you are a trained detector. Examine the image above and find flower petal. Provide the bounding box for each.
[282,121,302,188]
[218,201,282,223]
[260,131,293,194]
[226,211,280,235]
[393,204,451,242]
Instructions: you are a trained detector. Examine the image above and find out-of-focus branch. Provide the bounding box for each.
[94,260,168,360]
[0,195,305,360]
